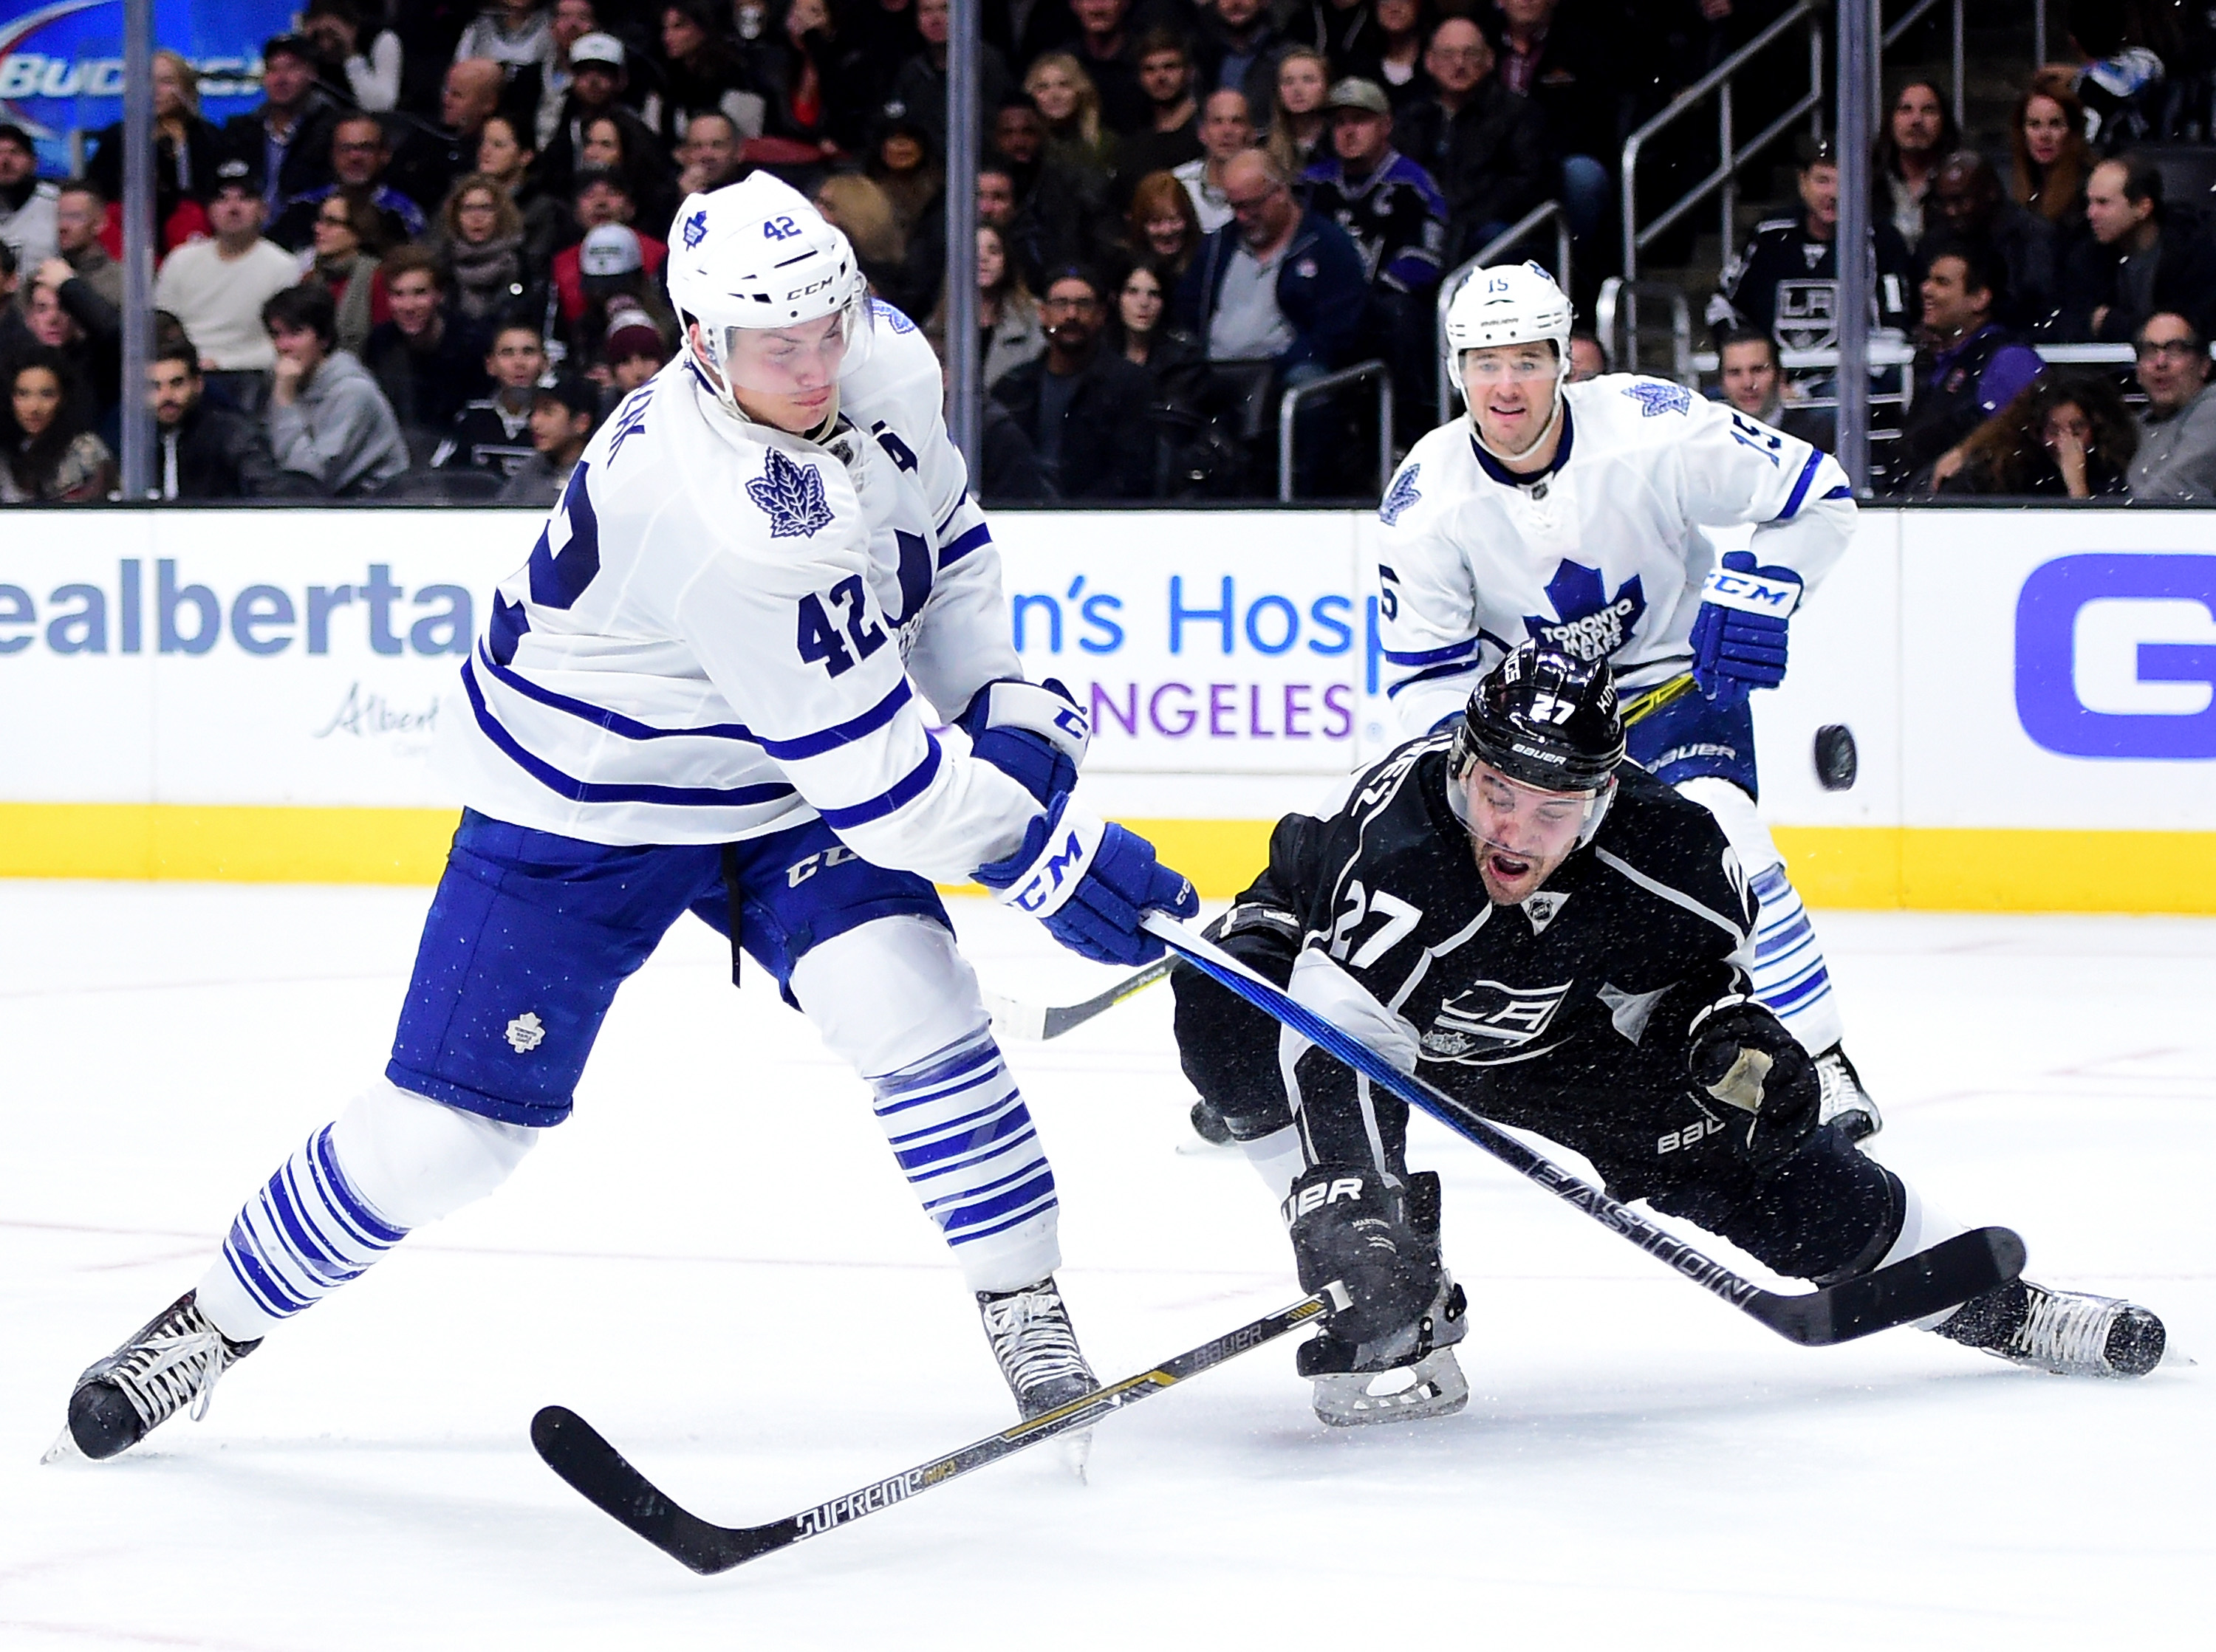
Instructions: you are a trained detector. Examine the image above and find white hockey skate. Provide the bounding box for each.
[1935,1278,2166,1378]
[49,1289,260,1462]
[1814,1044,1881,1141]
[1297,1274,1470,1427]
[978,1275,1097,1419]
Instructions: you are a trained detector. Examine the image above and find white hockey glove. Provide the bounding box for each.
[957,677,1092,806]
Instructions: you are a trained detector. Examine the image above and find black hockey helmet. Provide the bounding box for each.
[1449,643,1624,793]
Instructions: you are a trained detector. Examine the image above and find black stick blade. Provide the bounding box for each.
[532,1405,773,1574]
[1755,1227,2028,1346]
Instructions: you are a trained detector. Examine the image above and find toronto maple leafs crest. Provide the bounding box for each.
[748,448,835,538]
[1624,380,1692,417]
[682,208,708,249]
[869,297,917,335]
[1379,464,1422,526]
[1522,561,1646,662]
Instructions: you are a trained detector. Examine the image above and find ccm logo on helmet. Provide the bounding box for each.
[785,273,838,302]
[1280,1177,1365,1225]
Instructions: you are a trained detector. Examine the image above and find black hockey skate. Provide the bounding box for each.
[1814,1044,1881,1141]
[1935,1278,2165,1378]
[1187,1097,1234,1145]
[52,1289,260,1461]
[977,1276,1097,1421]
[1299,1274,1470,1427]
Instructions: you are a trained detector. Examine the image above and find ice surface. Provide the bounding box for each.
[0,882,2209,1649]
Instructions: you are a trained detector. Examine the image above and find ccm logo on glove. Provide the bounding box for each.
[1700,564,1802,615]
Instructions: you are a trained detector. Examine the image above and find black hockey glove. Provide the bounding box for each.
[1282,1163,1440,1346]
[1685,998,1819,1170]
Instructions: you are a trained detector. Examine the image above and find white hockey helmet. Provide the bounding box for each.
[1441,261,1573,401]
[665,172,872,419]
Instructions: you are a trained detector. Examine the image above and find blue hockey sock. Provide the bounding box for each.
[1748,863,1844,1054]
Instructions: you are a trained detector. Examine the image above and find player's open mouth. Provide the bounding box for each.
[1486,849,1532,880]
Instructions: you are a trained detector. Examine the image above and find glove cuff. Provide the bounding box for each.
[974,795,1104,918]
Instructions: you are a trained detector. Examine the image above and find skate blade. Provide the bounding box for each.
[1173,1136,1240,1157]
[40,1425,87,1465]
[1056,1427,1092,1482]
[1312,1352,1471,1428]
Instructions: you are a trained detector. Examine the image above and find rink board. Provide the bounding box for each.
[0,507,2211,910]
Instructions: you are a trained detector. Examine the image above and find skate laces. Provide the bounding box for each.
[2014,1286,2118,1374]
[980,1283,1091,1397]
[106,1303,239,1430]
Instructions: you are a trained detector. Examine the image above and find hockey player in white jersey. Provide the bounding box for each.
[1373,261,1878,1137]
[55,174,1197,1463]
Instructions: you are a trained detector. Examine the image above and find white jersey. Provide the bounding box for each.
[1376,374,1855,736]
[440,303,1039,882]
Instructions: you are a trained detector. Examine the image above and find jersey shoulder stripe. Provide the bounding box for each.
[1592,844,1748,943]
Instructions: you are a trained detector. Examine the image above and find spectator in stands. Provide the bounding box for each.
[2057,156,2216,343]
[992,265,1157,498]
[151,160,299,417]
[1,346,112,504]
[1304,77,1447,431]
[1069,0,1149,137]
[849,0,926,117]
[225,35,340,217]
[979,0,1070,78]
[148,342,284,500]
[675,110,748,195]
[299,194,391,357]
[271,116,428,253]
[1290,0,1386,87]
[434,318,547,475]
[580,110,682,239]
[558,224,676,366]
[1115,32,1203,192]
[0,243,28,364]
[1940,371,2135,498]
[601,306,671,394]
[31,255,119,416]
[1714,327,1831,450]
[755,0,873,155]
[473,117,565,273]
[1709,137,1915,352]
[456,0,555,83]
[1194,0,1284,117]
[301,0,404,114]
[2011,70,2090,231]
[646,1,767,153]
[437,174,536,327]
[1895,239,2044,493]
[1567,327,1606,381]
[1265,50,1332,179]
[1107,252,1207,417]
[1028,54,1117,185]
[538,35,663,203]
[499,370,599,504]
[1922,151,2059,334]
[86,51,225,253]
[261,284,408,496]
[52,182,122,309]
[1392,19,1548,267]
[2065,1,2165,153]
[392,58,508,217]
[533,0,602,151]
[1372,0,1431,111]
[1125,170,1203,281]
[868,112,945,253]
[1174,89,1254,236]
[1875,80,1957,248]
[895,0,1013,155]
[1483,0,1614,256]
[817,171,935,319]
[927,222,1044,391]
[363,245,492,459]
[2127,311,2216,501]
[0,123,58,273]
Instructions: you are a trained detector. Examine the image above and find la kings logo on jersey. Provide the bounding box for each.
[1420,978,1574,1060]
[1776,280,1839,352]
[1522,561,1646,662]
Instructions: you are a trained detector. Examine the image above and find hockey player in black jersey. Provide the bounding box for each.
[1173,645,2166,1427]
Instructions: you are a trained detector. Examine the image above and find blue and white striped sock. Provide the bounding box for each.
[869,1026,1060,1292]
[1748,863,1844,1055]
[199,1124,408,1343]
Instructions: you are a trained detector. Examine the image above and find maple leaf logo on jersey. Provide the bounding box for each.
[869,297,917,335]
[1379,463,1422,525]
[748,447,835,538]
[1624,380,1691,417]
[1522,561,1646,662]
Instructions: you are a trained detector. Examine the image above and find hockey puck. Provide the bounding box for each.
[1814,724,1858,791]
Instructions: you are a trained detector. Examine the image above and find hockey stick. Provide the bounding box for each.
[987,675,1702,1044]
[1145,914,2025,1346]
[532,1283,1349,1575]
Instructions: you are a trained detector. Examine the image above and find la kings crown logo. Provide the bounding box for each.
[1522,561,1646,662]
[1420,978,1574,1060]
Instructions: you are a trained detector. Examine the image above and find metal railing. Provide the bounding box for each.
[1279,360,1394,503]
[1593,277,1695,386]
[1432,200,1573,424]
[1621,1,1825,282]
[1881,0,1966,128]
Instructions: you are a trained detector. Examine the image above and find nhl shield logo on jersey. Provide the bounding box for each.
[748,447,835,538]
[1523,891,1569,934]
[1522,561,1646,662]
[1379,464,1422,526]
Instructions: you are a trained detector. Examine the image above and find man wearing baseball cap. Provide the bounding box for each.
[221,35,341,214]
[497,370,601,505]
[0,121,60,273]
[541,33,670,205]
[152,158,302,412]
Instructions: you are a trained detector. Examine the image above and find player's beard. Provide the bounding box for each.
[1470,832,1562,905]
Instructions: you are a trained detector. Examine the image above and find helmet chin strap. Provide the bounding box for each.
[1468,371,1567,466]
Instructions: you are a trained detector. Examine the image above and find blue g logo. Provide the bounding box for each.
[2015,555,2216,760]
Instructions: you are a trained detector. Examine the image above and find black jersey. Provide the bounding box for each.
[1179,735,1763,1188]
[1706,215,1916,350]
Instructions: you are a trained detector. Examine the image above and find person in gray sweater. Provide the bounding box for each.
[2128,310,2216,501]
[260,283,408,496]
